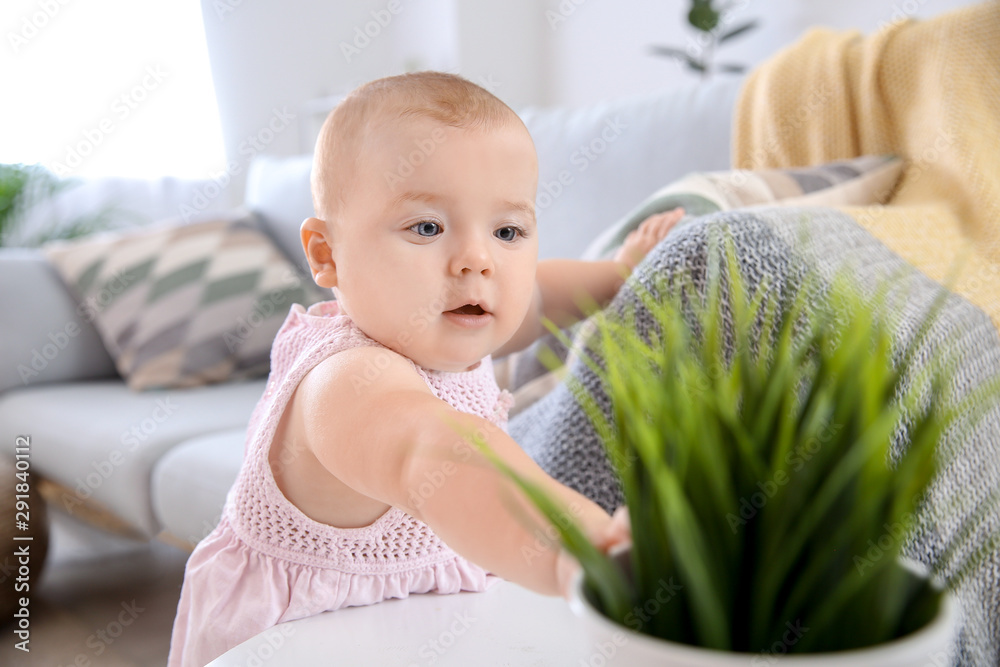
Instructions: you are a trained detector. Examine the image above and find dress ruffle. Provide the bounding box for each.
[169,517,495,667]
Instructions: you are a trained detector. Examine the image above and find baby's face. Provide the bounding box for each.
[323,117,539,372]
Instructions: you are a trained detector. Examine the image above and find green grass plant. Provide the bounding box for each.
[485,236,999,654]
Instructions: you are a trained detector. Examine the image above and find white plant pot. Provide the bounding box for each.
[568,561,957,667]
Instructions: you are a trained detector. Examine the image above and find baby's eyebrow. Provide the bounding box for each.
[390,191,535,222]
[504,199,536,221]
[391,191,442,208]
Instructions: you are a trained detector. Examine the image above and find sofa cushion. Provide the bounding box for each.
[0,247,118,394]
[244,154,315,278]
[42,213,325,391]
[519,76,741,259]
[582,154,904,260]
[0,378,265,537]
[152,428,245,547]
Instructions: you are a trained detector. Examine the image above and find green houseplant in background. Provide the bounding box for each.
[482,237,1000,663]
[649,0,759,79]
[0,163,118,247]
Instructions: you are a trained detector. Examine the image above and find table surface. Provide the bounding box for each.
[207,580,601,666]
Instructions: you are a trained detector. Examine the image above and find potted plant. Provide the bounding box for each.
[649,0,759,79]
[483,237,998,664]
[0,163,118,247]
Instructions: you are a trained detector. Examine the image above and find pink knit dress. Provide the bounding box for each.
[168,300,510,667]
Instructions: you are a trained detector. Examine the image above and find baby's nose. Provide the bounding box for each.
[451,240,494,276]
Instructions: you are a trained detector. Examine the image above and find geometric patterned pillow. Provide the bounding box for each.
[581,154,904,260]
[43,213,327,391]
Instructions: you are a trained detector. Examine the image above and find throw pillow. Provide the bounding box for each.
[581,154,904,260]
[43,213,327,391]
[500,155,904,415]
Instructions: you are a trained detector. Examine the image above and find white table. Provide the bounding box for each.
[207,580,600,666]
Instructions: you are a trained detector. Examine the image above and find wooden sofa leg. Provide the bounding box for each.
[35,477,149,542]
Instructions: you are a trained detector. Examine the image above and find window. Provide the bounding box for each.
[3,0,226,179]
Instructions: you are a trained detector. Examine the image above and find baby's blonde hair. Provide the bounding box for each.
[311,71,525,221]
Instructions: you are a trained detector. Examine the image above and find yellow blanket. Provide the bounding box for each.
[733,2,1000,331]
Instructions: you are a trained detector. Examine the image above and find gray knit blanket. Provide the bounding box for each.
[509,207,1000,666]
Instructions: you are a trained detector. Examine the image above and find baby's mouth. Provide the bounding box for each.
[449,304,486,315]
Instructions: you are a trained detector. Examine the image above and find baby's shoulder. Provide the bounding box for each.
[301,345,432,407]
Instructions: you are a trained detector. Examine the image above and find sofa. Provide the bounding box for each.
[0,75,742,549]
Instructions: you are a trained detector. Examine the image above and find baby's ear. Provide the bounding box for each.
[301,217,337,288]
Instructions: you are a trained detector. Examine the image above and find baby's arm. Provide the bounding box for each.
[498,208,683,355]
[296,346,625,596]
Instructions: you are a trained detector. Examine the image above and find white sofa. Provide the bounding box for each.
[0,76,742,548]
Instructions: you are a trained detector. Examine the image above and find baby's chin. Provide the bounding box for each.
[375,338,484,373]
[413,355,484,374]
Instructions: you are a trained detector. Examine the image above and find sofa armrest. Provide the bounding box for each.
[0,248,117,393]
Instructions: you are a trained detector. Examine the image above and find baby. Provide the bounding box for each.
[168,71,681,666]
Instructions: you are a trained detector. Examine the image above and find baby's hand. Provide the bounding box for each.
[556,507,632,599]
[613,208,684,271]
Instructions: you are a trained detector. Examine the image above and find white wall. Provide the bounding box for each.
[199,0,981,200]
[199,0,551,174]
[542,0,981,106]
[200,0,403,204]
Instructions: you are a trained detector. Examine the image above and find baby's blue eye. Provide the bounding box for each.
[495,226,521,242]
[412,221,441,237]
